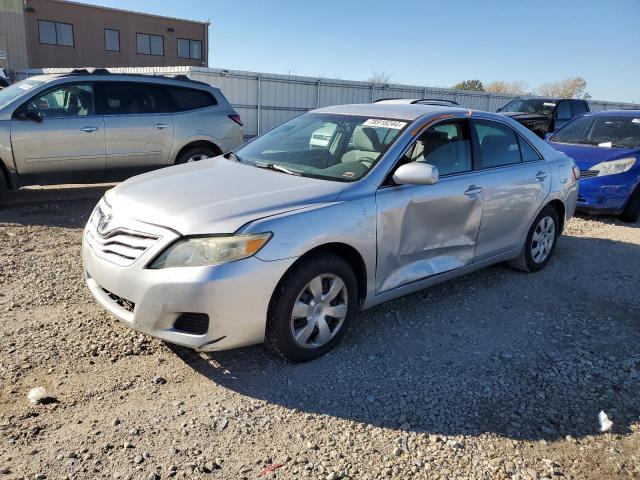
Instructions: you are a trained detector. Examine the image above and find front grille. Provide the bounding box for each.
[86,206,159,266]
[579,170,599,179]
[174,313,209,335]
[101,288,135,313]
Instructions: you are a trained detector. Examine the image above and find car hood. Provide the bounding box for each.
[545,141,640,170]
[500,112,549,123]
[105,157,347,235]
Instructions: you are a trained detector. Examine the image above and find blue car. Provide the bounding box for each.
[546,110,640,222]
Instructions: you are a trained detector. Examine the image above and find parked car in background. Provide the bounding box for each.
[0,69,10,89]
[0,70,243,193]
[546,110,640,222]
[498,96,590,138]
[83,103,578,362]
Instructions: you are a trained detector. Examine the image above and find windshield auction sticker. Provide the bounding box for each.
[363,119,407,129]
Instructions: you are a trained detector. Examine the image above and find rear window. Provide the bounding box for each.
[168,87,217,112]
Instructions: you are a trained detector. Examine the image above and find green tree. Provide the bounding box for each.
[453,79,484,91]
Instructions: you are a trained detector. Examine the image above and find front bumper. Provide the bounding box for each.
[576,172,639,214]
[83,222,296,352]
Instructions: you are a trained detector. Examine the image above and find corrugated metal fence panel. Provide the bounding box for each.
[16,66,640,137]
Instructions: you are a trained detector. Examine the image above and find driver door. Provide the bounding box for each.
[10,82,106,174]
[375,119,484,293]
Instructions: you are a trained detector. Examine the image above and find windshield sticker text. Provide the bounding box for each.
[363,119,406,130]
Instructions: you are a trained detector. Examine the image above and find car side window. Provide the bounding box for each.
[102,82,171,115]
[519,135,542,162]
[167,87,217,112]
[555,101,572,120]
[571,101,588,117]
[26,83,95,117]
[404,120,472,176]
[473,120,522,169]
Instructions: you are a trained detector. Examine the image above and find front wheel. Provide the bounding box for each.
[265,253,358,362]
[620,186,640,223]
[509,205,560,272]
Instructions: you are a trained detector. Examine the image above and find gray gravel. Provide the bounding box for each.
[1,185,640,479]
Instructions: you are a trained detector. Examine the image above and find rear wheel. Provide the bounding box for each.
[509,205,559,272]
[175,146,218,165]
[265,253,358,362]
[620,186,640,223]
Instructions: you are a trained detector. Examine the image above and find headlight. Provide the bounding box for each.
[150,233,272,269]
[590,157,636,177]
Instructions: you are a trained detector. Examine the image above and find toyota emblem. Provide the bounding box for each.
[98,213,112,234]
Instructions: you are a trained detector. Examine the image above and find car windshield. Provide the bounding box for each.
[234,113,407,181]
[550,115,640,148]
[0,79,44,109]
[501,99,556,115]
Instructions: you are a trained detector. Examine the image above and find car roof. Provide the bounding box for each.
[589,109,640,117]
[315,103,472,121]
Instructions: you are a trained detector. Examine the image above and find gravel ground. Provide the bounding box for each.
[1,185,639,480]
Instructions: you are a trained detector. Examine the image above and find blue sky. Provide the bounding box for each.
[82,0,639,103]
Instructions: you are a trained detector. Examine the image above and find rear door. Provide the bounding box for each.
[375,119,484,293]
[10,81,106,174]
[99,81,174,170]
[470,119,551,260]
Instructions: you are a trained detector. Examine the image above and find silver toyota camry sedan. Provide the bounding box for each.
[83,102,579,362]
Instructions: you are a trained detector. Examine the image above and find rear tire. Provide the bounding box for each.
[620,186,640,223]
[265,253,358,362]
[175,146,218,165]
[509,205,560,272]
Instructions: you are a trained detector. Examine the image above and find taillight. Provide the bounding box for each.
[572,165,580,180]
[228,114,243,127]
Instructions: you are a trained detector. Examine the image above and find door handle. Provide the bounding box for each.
[154,123,170,130]
[535,170,548,181]
[80,126,98,133]
[464,185,483,196]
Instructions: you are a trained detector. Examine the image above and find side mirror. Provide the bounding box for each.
[16,109,43,123]
[393,162,439,186]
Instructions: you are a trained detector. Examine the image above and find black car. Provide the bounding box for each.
[497,96,589,138]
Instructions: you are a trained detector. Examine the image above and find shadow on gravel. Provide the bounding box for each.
[0,185,109,228]
[171,235,640,442]
[575,211,640,229]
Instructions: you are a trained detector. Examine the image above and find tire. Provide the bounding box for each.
[175,146,218,165]
[509,205,560,272]
[620,186,640,223]
[0,168,7,195]
[265,252,358,362]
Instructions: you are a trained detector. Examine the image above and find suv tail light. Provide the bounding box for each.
[228,114,243,127]
[572,165,580,180]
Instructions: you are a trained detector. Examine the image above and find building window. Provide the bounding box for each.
[38,20,74,46]
[104,29,120,52]
[177,38,202,60]
[137,33,164,56]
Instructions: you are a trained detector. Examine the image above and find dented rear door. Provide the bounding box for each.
[375,171,484,293]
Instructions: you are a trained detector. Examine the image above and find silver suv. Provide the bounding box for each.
[0,71,243,191]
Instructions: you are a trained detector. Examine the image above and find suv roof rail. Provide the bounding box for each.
[373,98,460,106]
[52,69,211,87]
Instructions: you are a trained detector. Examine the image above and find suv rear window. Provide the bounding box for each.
[168,87,217,112]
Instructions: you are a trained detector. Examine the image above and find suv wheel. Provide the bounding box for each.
[509,205,560,272]
[175,146,218,165]
[266,253,358,362]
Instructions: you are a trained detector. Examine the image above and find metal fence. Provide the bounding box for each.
[17,66,640,138]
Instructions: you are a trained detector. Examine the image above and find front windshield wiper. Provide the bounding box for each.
[253,162,302,176]
[223,151,243,163]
